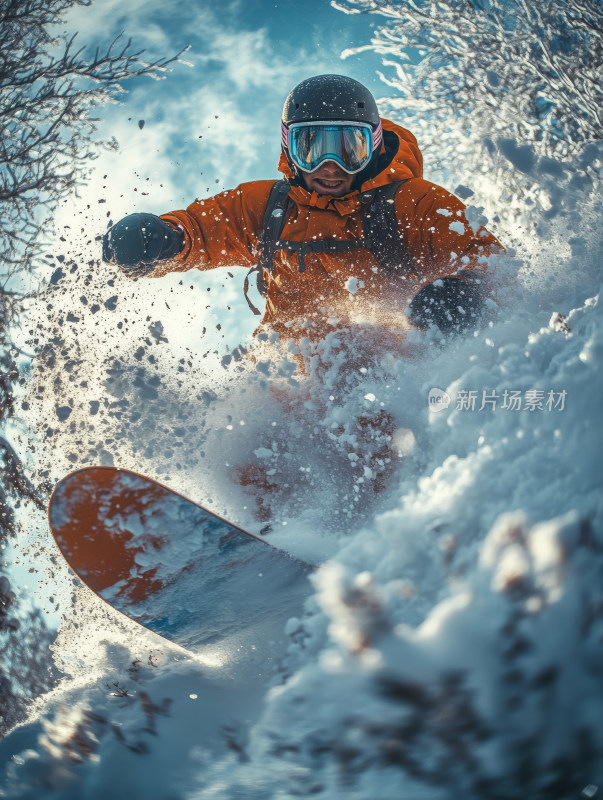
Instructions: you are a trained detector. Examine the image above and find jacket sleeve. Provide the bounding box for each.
[397,178,503,283]
[145,180,276,278]
[399,179,504,332]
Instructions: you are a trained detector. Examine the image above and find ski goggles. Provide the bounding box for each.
[282,120,383,175]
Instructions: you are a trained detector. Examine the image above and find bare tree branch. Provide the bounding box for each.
[0,0,188,299]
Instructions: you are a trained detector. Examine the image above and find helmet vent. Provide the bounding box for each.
[357,102,365,109]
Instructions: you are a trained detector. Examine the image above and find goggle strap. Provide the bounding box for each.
[373,121,383,150]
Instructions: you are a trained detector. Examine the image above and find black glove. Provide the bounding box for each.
[102,213,185,277]
[408,274,486,334]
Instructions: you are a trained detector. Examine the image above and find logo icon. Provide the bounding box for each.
[428,387,451,413]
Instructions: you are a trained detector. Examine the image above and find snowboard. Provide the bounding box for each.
[48,467,313,683]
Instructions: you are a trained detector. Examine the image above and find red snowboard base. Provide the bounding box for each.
[49,467,312,680]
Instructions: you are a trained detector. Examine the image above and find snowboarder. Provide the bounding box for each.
[102,74,502,342]
[102,74,503,518]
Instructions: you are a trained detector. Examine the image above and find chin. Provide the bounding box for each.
[301,172,353,196]
[319,187,346,197]
[307,179,352,197]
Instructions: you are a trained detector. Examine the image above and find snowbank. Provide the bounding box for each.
[1,139,601,798]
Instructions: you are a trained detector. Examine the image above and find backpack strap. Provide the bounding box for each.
[267,238,366,274]
[244,180,292,315]
[360,181,416,275]
[257,180,294,277]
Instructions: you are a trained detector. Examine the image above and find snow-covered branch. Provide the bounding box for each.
[337,0,602,227]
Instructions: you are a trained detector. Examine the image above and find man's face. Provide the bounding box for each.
[302,160,354,197]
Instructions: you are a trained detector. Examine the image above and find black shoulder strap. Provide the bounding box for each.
[244,180,292,315]
[361,181,415,275]
[257,180,293,276]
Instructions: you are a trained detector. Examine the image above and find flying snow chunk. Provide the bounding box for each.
[364,393,376,402]
[465,205,488,234]
[254,447,273,459]
[345,277,364,295]
[55,405,72,422]
[497,137,537,175]
[454,184,474,200]
[393,427,416,455]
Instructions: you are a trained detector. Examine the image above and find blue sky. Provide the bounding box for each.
[62,0,389,212]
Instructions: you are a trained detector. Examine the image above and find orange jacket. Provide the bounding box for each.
[156,119,501,341]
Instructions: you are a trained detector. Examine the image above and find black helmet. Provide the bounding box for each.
[282,74,380,128]
[281,75,382,188]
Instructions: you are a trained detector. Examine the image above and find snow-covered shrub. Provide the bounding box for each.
[336,0,603,230]
[218,512,603,799]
